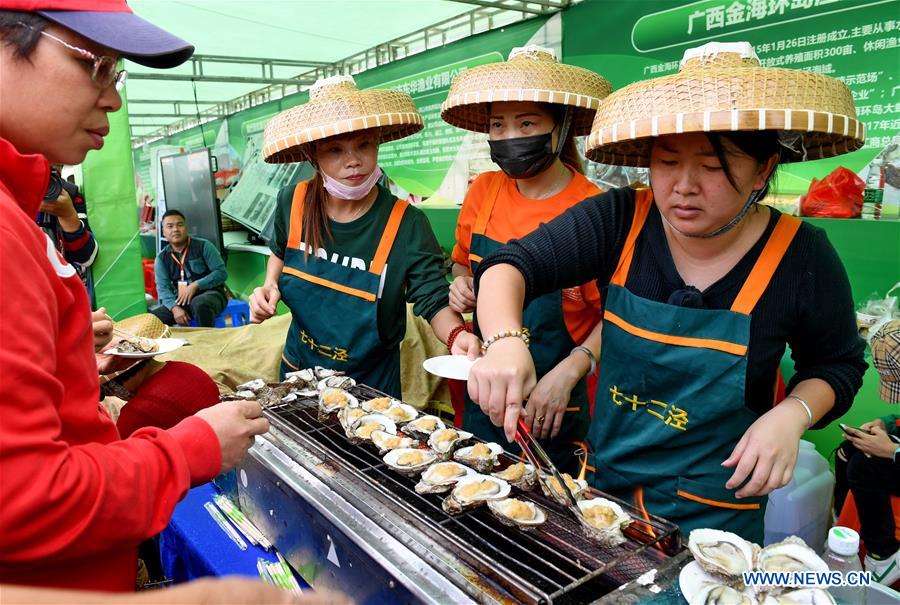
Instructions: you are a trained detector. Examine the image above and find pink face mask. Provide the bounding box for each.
[321,167,383,201]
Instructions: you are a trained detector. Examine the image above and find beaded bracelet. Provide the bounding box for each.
[446,323,471,353]
[481,328,530,353]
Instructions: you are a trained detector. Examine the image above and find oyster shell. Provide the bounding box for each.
[761,589,835,605]
[576,497,632,547]
[382,403,418,425]
[370,429,418,455]
[236,378,266,392]
[757,537,828,575]
[360,397,397,413]
[688,529,757,578]
[285,368,315,384]
[690,584,758,605]
[348,414,397,445]
[415,462,476,494]
[488,498,546,530]
[442,475,511,514]
[314,366,342,380]
[492,462,537,491]
[317,376,356,391]
[383,447,437,477]
[539,472,588,505]
[402,415,446,440]
[338,407,367,437]
[428,428,473,459]
[318,388,359,416]
[453,442,503,473]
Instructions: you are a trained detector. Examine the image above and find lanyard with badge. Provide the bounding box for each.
[171,236,192,299]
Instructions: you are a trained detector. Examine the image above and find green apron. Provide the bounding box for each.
[278,181,407,398]
[587,190,801,543]
[463,173,592,474]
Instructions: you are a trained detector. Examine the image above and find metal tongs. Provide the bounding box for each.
[514,417,586,522]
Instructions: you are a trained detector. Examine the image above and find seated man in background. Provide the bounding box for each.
[834,319,900,586]
[151,209,227,327]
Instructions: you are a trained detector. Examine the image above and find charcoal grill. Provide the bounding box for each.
[236,384,682,604]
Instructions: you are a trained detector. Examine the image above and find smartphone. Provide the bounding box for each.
[839,422,872,435]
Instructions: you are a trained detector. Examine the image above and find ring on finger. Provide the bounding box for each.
[536,415,545,424]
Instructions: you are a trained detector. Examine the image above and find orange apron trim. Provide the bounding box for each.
[282,267,377,302]
[468,253,483,264]
[676,489,761,510]
[604,310,748,357]
[286,181,310,250]
[730,214,802,315]
[370,200,409,276]
[610,189,654,287]
[471,172,506,237]
[281,353,299,371]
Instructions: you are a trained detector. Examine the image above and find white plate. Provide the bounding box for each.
[107,337,186,358]
[422,355,479,380]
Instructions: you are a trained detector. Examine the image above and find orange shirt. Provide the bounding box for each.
[452,169,602,343]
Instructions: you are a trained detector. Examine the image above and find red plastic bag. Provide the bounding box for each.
[799,166,865,218]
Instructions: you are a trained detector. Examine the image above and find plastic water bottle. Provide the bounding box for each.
[824,526,866,604]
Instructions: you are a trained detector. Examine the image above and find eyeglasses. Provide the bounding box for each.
[18,23,127,91]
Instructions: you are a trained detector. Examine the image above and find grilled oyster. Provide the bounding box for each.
[691,584,758,605]
[488,498,546,530]
[318,388,359,416]
[688,528,757,579]
[402,415,445,440]
[760,588,835,604]
[348,414,397,445]
[314,366,343,380]
[370,429,418,455]
[383,447,437,477]
[453,442,502,473]
[338,407,367,437]
[576,498,632,547]
[236,378,266,392]
[442,475,510,514]
[382,403,418,425]
[415,462,476,494]
[492,462,537,491]
[117,336,158,353]
[285,368,315,383]
[317,376,356,391]
[361,397,397,413]
[756,537,828,575]
[539,472,588,505]
[428,428,473,459]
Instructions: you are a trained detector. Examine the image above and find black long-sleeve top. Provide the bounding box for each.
[474,186,867,426]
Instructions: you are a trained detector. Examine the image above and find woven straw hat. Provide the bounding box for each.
[441,45,612,136]
[263,75,423,164]
[115,313,170,340]
[585,42,864,167]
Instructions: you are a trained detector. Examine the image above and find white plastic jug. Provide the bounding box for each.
[764,440,835,552]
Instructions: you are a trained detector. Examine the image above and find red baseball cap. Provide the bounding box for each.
[2,0,194,68]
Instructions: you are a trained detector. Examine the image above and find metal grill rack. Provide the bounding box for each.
[260,384,681,604]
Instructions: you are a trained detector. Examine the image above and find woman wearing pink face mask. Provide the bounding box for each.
[250,76,480,397]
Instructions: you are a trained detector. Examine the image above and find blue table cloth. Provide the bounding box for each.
[160,482,306,588]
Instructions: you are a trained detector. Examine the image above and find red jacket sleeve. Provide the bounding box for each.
[0,218,220,565]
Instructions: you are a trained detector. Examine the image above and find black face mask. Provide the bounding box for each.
[488,132,556,179]
[487,106,573,180]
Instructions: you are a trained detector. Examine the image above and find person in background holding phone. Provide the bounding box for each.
[834,319,900,586]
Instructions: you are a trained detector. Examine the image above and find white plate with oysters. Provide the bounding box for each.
[106,337,185,358]
[680,528,835,604]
